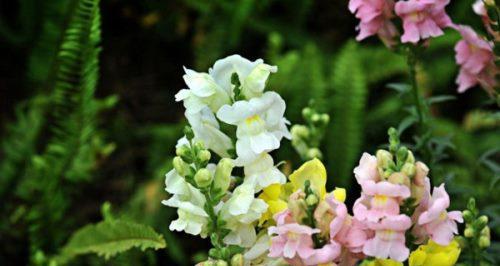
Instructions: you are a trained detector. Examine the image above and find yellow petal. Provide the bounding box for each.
[261,183,282,201]
[409,248,427,266]
[333,187,346,202]
[289,158,327,199]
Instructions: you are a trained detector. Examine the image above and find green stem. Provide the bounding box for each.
[407,47,424,126]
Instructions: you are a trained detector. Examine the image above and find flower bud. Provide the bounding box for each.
[476,215,488,229]
[481,226,490,238]
[291,125,310,139]
[198,150,211,164]
[484,0,495,6]
[230,254,244,266]
[196,261,216,266]
[302,107,313,120]
[462,210,473,222]
[306,148,322,159]
[195,168,213,188]
[405,150,415,164]
[184,126,195,140]
[193,140,206,153]
[388,172,410,187]
[467,198,476,210]
[311,113,321,123]
[411,184,426,205]
[173,156,191,177]
[306,194,319,206]
[396,146,408,164]
[213,158,234,193]
[479,236,491,248]
[376,149,394,170]
[414,162,429,186]
[320,114,330,125]
[401,163,416,178]
[215,260,228,266]
[176,144,191,160]
[464,226,474,238]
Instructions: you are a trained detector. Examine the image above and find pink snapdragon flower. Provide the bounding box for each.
[268,223,318,260]
[416,184,463,245]
[454,25,497,93]
[353,180,411,222]
[363,215,412,262]
[395,0,453,43]
[348,0,398,45]
[353,152,380,185]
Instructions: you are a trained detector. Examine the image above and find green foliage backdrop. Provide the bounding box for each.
[0,0,498,265]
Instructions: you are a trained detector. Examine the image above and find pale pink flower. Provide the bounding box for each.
[353,153,380,185]
[353,180,410,222]
[275,209,294,226]
[472,0,487,16]
[348,0,398,45]
[268,223,318,260]
[454,25,497,93]
[363,215,412,262]
[417,184,463,245]
[301,243,342,265]
[395,0,453,43]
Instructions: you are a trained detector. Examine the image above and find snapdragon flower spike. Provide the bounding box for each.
[454,25,497,93]
[395,0,453,43]
[348,0,398,45]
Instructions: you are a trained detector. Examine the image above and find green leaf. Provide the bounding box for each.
[326,41,368,187]
[54,220,166,264]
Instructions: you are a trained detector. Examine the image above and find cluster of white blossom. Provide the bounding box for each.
[163,55,290,261]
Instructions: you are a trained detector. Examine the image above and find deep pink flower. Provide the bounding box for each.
[417,184,463,245]
[348,0,398,45]
[395,0,453,43]
[363,215,412,262]
[353,180,410,222]
[268,223,318,261]
[454,25,497,93]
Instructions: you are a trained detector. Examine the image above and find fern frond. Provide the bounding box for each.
[357,46,406,85]
[54,220,166,264]
[326,41,368,187]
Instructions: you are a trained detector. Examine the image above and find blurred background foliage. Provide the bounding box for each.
[0,0,498,265]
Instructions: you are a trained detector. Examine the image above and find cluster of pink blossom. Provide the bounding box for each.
[348,0,498,94]
[267,146,463,265]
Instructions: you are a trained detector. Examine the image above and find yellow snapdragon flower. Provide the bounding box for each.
[408,239,460,266]
[258,184,287,225]
[361,259,403,266]
[289,158,327,199]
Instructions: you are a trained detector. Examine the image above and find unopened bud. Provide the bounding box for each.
[230,254,244,266]
[376,150,394,170]
[411,185,426,205]
[215,260,228,266]
[302,107,313,119]
[396,146,408,164]
[306,148,322,159]
[462,210,473,222]
[213,158,234,193]
[306,194,319,206]
[198,150,211,164]
[289,191,307,222]
[479,236,491,248]
[476,215,488,229]
[383,169,394,179]
[195,168,213,188]
[291,125,310,139]
[464,226,474,238]
[173,156,191,177]
[311,113,321,123]
[405,151,415,164]
[320,114,330,125]
[196,261,216,266]
[193,140,205,152]
[388,172,410,187]
[414,162,429,186]
[481,226,490,238]
[484,0,495,6]
[467,198,476,211]
[401,163,416,178]
[176,144,191,160]
[184,126,195,140]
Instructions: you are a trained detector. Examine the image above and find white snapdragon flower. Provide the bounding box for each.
[175,68,231,114]
[217,91,291,165]
[220,184,268,247]
[209,54,277,99]
[162,169,209,237]
[185,107,233,158]
[243,153,286,192]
